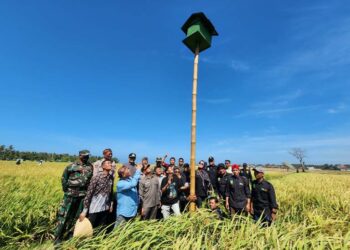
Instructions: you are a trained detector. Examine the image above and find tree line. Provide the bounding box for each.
[0,145,119,163]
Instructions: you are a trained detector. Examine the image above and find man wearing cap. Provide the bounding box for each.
[225,164,251,215]
[240,163,253,185]
[217,163,231,200]
[205,156,218,193]
[54,150,93,244]
[251,167,278,226]
[93,148,117,177]
[123,153,137,177]
[225,160,233,174]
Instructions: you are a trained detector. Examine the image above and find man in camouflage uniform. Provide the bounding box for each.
[54,150,93,244]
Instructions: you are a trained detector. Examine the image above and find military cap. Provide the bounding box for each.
[129,153,136,158]
[208,156,214,162]
[79,150,90,156]
[156,157,163,162]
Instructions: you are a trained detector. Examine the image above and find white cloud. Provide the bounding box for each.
[327,104,347,114]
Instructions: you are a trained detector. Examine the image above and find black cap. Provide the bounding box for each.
[217,163,226,170]
[129,153,136,159]
[208,156,214,162]
[243,163,248,167]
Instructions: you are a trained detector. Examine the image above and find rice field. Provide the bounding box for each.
[0,160,349,249]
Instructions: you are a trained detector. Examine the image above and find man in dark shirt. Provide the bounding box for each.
[160,166,182,218]
[217,163,231,200]
[251,167,278,226]
[195,160,211,208]
[205,156,218,193]
[240,163,253,185]
[209,197,224,220]
[225,164,251,215]
[178,158,185,172]
[123,153,137,176]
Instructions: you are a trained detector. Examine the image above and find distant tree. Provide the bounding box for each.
[289,148,306,173]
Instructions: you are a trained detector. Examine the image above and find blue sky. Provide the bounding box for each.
[0,1,349,164]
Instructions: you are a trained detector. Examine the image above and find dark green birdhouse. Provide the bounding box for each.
[181,12,218,54]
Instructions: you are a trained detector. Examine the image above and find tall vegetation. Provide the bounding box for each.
[0,161,349,249]
[0,145,118,163]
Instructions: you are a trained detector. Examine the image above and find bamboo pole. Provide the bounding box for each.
[189,46,199,212]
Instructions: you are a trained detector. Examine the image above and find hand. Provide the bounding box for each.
[136,163,142,170]
[250,208,254,215]
[109,202,114,213]
[187,194,197,202]
[271,212,277,221]
[79,212,86,222]
[141,208,145,217]
[225,202,230,211]
[245,204,250,213]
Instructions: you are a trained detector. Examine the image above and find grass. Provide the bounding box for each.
[0,160,349,249]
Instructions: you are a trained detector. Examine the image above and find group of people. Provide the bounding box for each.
[54,148,278,244]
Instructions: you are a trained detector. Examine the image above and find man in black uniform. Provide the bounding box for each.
[216,163,231,200]
[240,163,253,185]
[205,156,218,193]
[251,167,278,226]
[225,164,251,215]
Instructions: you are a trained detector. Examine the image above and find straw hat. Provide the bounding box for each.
[73,218,93,238]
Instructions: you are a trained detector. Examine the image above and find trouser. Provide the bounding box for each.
[253,211,272,227]
[156,206,163,220]
[88,210,108,229]
[54,194,84,241]
[195,195,207,208]
[161,202,181,219]
[230,207,248,216]
[142,205,158,220]
[114,215,134,228]
[106,197,117,233]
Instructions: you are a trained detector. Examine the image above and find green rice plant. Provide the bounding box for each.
[0,161,349,249]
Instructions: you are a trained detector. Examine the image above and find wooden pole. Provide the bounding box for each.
[189,46,199,212]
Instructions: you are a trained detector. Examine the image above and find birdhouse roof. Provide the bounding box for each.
[181,12,218,36]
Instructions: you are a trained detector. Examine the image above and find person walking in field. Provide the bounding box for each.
[205,156,218,193]
[139,164,161,220]
[251,167,278,226]
[93,148,116,177]
[240,163,253,185]
[160,166,182,218]
[195,160,212,208]
[54,150,93,244]
[79,160,114,230]
[115,163,142,227]
[225,164,251,215]
[217,163,231,200]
